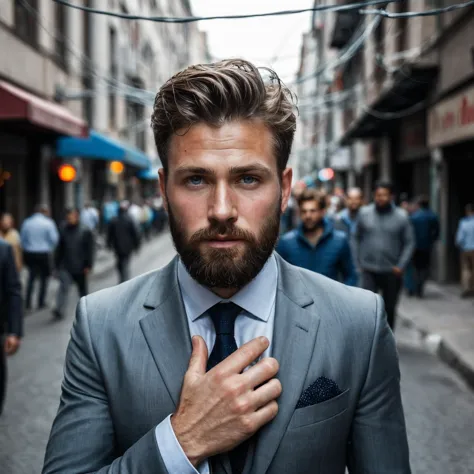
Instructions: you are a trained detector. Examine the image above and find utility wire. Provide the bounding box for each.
[52,0,403,23]
[294,15,381,85]
[362,0,474,17]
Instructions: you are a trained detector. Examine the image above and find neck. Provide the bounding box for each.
[211,287,239,299]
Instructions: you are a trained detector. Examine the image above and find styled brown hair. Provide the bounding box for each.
[151,59,297,173]
[297,188,327,210]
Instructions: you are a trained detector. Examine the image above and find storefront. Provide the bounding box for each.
[56,129,152,209]
[428,82,474,282]
[0,80,87,225]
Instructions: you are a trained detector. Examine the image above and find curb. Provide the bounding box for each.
[398,312,474,391]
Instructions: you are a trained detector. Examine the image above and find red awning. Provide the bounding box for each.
[0,81,88,137]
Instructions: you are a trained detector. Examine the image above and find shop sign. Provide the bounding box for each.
[428,84,474,148]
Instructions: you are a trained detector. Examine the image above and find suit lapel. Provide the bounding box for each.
[139,257,192,407]
[248,255,320,474]
[140,258,232,474]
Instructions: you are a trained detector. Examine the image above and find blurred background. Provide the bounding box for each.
[1,1,474,473]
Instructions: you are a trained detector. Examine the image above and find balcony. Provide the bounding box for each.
[339,63,438,145]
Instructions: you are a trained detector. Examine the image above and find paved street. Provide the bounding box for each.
[1,234,474,473]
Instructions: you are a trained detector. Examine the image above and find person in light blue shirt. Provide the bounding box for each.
[456,203,474,297]
[80,202,99,231]
[20,204,59,310]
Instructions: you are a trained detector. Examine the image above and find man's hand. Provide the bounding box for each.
[171,336,281,467]
[392,267,403,277]
[4,335,21,355]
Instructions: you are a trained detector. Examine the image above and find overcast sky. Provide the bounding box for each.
[190,0,314,84]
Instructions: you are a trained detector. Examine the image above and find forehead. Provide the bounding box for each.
[300,199,321,210]
[375,187,391,194]
[167,120,276,171]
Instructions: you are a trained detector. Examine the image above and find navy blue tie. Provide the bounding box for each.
[206,302,241,371]
[206,302,249,473]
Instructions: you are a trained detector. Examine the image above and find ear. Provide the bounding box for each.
[158,168,168,213]
[281,168,293,213]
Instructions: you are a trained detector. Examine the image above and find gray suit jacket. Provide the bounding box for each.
[43,254,411,474]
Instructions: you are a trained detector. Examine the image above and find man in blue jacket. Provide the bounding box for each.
[410,195,440,298]
[277,188,358,286]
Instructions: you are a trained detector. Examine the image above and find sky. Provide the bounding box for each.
[190,0,315,85]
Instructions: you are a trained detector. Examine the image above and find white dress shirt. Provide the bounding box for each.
[155,255,278,474]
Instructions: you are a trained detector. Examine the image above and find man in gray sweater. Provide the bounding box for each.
[353,182,415,329]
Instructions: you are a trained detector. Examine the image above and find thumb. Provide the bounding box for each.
[188,335,208,376]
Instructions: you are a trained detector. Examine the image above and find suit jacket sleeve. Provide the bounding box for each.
[347,295,411,474]
[397,218,415,270]
[42,298,170,474]
[2,245,23,337]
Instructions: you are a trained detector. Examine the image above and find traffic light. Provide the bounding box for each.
[110,161,125,174]
[58,164,77,182]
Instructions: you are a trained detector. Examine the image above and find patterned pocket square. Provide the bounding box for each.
[296,376,343,409]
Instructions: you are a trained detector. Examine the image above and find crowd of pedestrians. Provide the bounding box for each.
[277,180,474,331]
[0,196,168,415]
[0,184,472,420]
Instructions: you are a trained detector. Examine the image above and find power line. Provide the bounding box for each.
[294,15,381,85]
[52,0,403,23]
[361,0,474,17]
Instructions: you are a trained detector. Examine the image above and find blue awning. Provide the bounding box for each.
[56,130,151,170]
[137,166,159,180]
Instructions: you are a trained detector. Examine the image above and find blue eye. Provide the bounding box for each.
[241,176,258,185]
[187,176,203,186]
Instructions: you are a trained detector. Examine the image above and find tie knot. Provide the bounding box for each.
[207,302,241,336]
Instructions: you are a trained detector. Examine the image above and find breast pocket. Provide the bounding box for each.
[288,388,350,430]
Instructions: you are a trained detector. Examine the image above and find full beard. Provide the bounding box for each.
[302,220,323,233]
[168,198,281,289]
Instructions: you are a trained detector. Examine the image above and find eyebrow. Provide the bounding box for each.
[174,163,273,176]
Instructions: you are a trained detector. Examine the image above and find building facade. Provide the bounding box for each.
[0,0,209,226]
[0,0,88,225]
[330,0,474,283]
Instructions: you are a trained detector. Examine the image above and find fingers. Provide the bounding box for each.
[187,336,208,376]
[249,378,282,410]
[251,400,279,429]
[241,357,279,389]
[216,337,269,375]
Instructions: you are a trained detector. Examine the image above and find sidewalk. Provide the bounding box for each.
[398,281,474,389]
[18,236,159,307]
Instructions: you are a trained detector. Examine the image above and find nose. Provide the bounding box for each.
[208,181,237,225]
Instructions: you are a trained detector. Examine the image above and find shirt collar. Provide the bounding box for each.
[177,254,278,323]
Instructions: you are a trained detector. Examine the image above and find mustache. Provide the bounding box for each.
[189,224,255,245]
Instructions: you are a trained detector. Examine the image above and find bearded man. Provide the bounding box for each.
[43,60,411,474]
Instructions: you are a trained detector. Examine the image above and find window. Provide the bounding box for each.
[14,0,38,47]
[55,1,68,69]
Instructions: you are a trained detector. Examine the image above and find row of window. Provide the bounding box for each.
[14,0,68,69]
